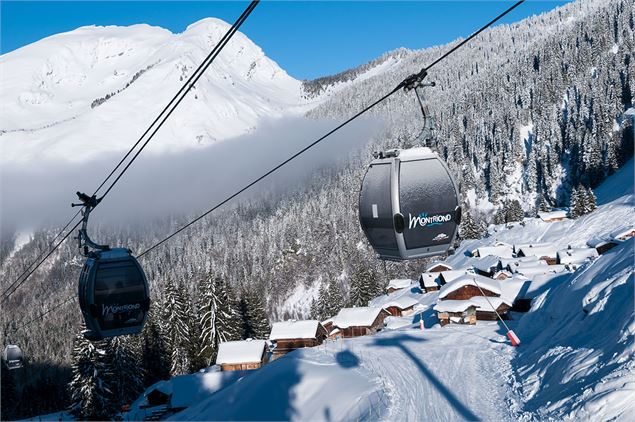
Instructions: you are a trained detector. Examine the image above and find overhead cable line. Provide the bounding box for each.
[1,0,260,303]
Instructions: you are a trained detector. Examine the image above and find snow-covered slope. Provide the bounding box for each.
[115,160,634,421]
[0,19,310,164]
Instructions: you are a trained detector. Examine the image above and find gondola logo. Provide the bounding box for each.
[408,212,452,229]
[102,303,141,315]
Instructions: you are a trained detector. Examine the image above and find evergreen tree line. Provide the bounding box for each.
[66,274,269,421]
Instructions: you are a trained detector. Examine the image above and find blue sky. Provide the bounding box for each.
[1,1,571,80]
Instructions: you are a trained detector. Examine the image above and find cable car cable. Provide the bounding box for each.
[1,0,260,303]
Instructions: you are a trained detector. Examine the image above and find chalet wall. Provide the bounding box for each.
[444,285,498,300]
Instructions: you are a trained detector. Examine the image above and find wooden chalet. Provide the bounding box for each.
[419,273,440,292]
[516,244,558,265]
[332,307,390,338]
[269,320,327,359]
[386,278,413,294]
[433,300,478,326]
[215,339,268,371]
[513,262,567,277]
[469,296,512,321]
[492,270,512,280]
[438,270,467,286]
[557,247,598,267]
[472,255,500,277]
[537,210,568,222]
[426,262,453,273]
[438,274,502,301]
[609,226,635,242]
[586,237,618,255]
[473,243,514,259]
[382,296,418,317]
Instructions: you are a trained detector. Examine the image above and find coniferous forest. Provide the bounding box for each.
[1,0,633,419]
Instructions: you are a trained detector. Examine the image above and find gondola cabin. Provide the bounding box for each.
[78,248,150,340]
[2,345,24,370]
[359,148,461,261]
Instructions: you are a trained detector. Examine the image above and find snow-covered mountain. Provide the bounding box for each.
[0,18,310,164]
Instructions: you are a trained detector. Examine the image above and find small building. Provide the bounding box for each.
[512,242,552,254]
[500,255,539,270]
[419,273,440,292]
[513,263,567,277]
[472,255,500,277]
[473,244,514,259]
[269,320,327,358]
[505,258,547,273]
[557,247,599,267]
[438,270,467,285]
[586,237,618,255]
[322,318,335,334]
[492,270,512,280]
[381,296,419,317]
[215,339,268,371]
[538,210,568,222]
[332,307,390,338]
[433,300,479,326]
[438,274,502,301]
[386,278,413,294]
[469,296,512,321]
[609,226,635,242]
[426,262,453,273]
[516,244,559,265]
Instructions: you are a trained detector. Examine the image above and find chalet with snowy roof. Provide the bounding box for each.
[500,255,540,270]
[472,255,500,277]
[419,273,440,292]
[426,262,453,273]
[537,210,568,222]
[469,296,512,321]
[269,320,327,358]
[433,300,478,326]
[557,247,598,268]
[586,236,618,255]
[492,270,512,280]
[332,307,390,338]
[609,226,635,242]
[438,274,502,301]
[386,278,413,294]
[381,296,418,317]
[438,270,468,286]
[216,339,268,371]
[516,244,559,264]
[473,244,514,259]
[512,262,567,277]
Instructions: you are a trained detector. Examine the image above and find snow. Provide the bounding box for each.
[332,307,385,328]
[438,274,502,299]
[381,296,418,311]
[433,299,480,313]
[269,320,322,341]
[586,236,611,248]
[215,339,266,365]
[426,262,452,272]
[472,255,500,273]
[517,244,558,258]
[6,229,33,261]
[556,247,598,265]
[514,263,567,277]
[469,296,510,310]
[386,278,413,291]
[474,244,514,258]
[499,277,528,304]
[537,210,568,221]
[611,43,619,53]
[438,269,469,284]
[609,226,635,241]
[419,273,439,288]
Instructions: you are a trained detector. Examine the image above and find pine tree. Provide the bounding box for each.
[459,210,483,239]
[315,282,330,320]
[326,280,343,318]
[348,265,380,307]
[105,336,144,412]
[505,199,525,223]
[140,306,170,387]
[68,331,113,420]
[538,192,550,212]
[162,279,192,376]
[584,187,597,214]
[569,185,586,218]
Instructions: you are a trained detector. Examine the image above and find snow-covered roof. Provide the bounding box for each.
[387,278,413,290]
[438,274,502,299]
[473,255,500,273]
[269,320,323,341]
[469,296,511,310]
[513,242,552,253]
[586,236,613,248]
[500,256,539,268]
[419,273,439,288]
[538,210,568,221]
[514,263,567,276]
[609,226,635,241]
[500,277,528,304]
[438,270,468,283]
[433,300,480,313]
[492,270,512,279]
[557,248,598,265]
[216,339,266,365]
[332,307,386,329]
[381,296,418,310]
[426,262,452,272]
[475,245,514,258]
[517,244,558,258]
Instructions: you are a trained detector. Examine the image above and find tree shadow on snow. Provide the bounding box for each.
[372,334,480,421]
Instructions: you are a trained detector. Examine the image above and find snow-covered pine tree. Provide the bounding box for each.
[140,306,170,387]
[538,192,550,213]
[348,265,381,307]
[569,185,586,218]
[326,280,343,318]
[584,187,598,214]
[244,287,271,339]
[309,298,319,320]
[459,209,483,239]
[315,282,330,320]
[505,199,525,223]
[67,331,113,420]
[105,336,144,413]
[162,279,192,376]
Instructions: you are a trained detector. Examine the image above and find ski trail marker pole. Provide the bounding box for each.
[472,277,521,346]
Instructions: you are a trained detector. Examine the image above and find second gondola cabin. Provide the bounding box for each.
[359,148,461,261]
